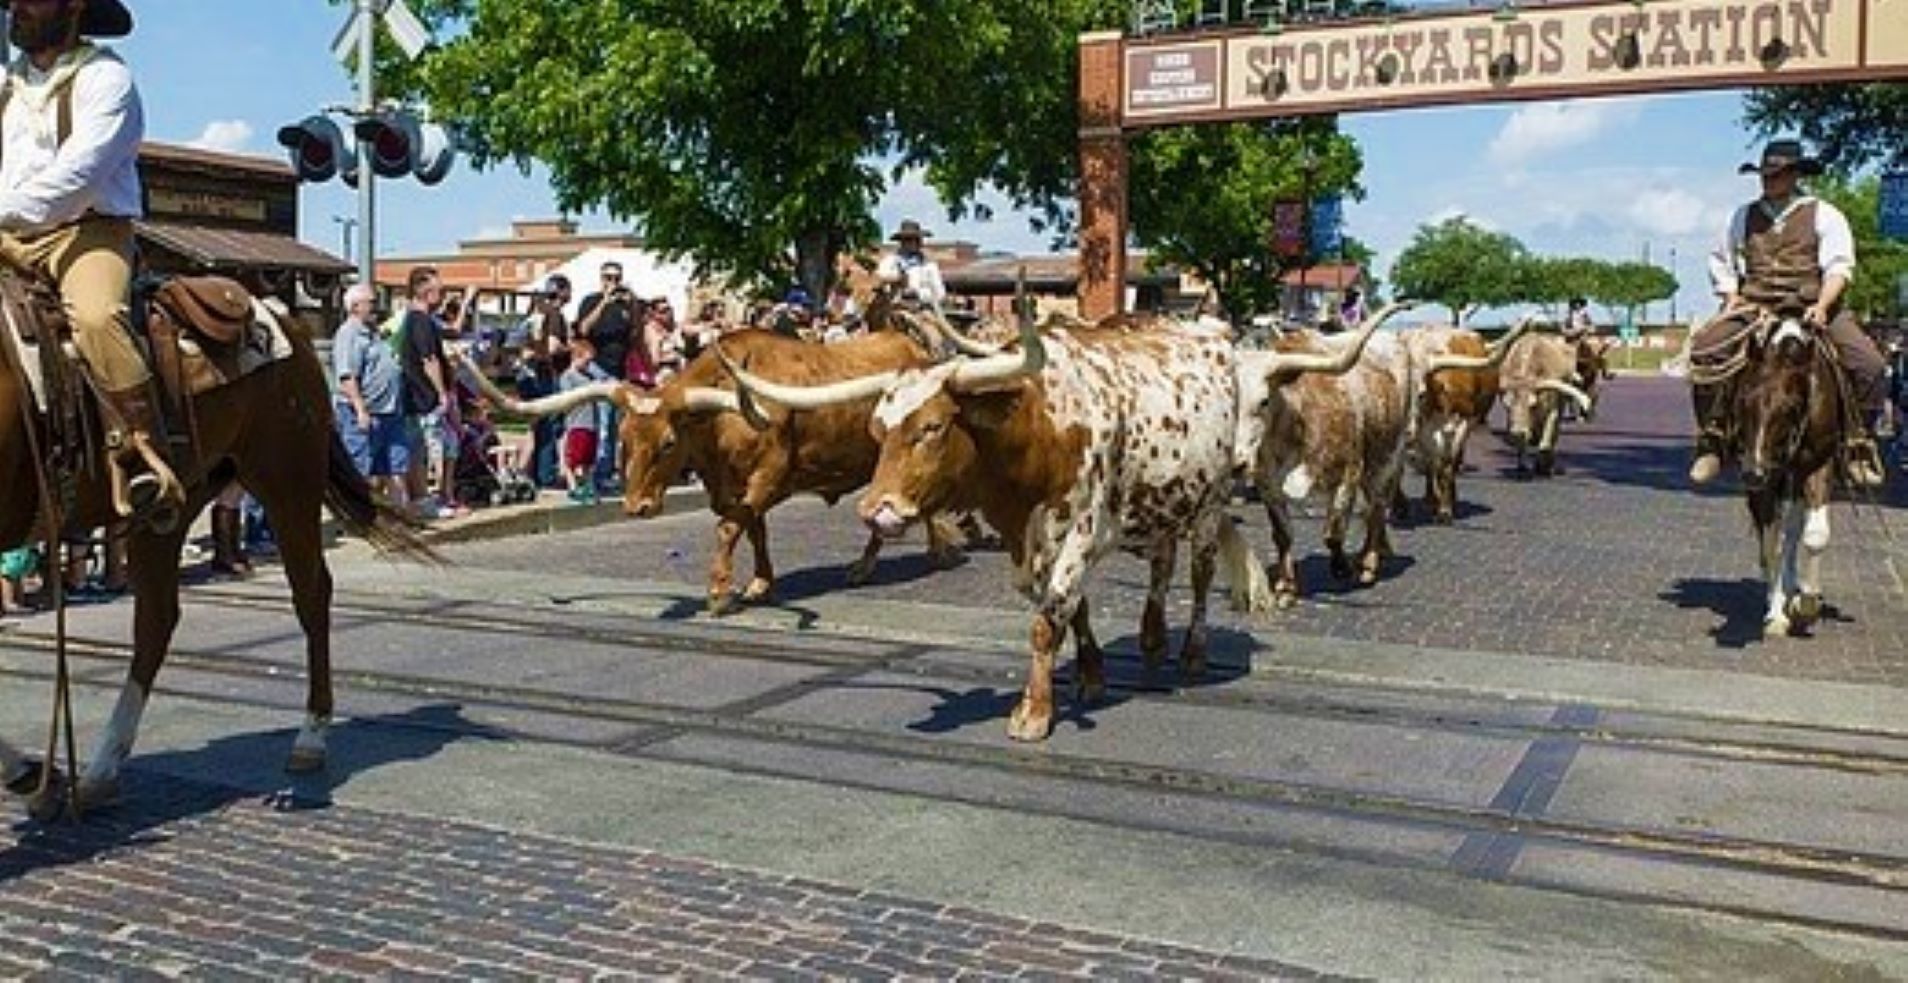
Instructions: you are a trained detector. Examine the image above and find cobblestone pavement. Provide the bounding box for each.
[1,775,1323,981]
[445,375,1908,689]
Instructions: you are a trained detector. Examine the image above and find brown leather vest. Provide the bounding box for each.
[1738,198,1822,312]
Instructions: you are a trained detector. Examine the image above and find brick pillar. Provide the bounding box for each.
[1077,30,1127,321]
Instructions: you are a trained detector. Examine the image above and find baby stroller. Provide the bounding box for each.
[452,412,539,507]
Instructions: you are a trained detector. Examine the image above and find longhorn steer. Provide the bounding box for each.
[1397,321,1530,523]
[1236,304,1416,607]
[466,324,966,613]
[1499,333,1595,477]
[722,312,1272,742]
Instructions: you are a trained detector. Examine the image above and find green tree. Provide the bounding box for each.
[1389,217,1529,323]
[1591,260,1676,326]
[1127,119,1361,323]
[1743,85,1908,174]
[364,0,1121,298]
[1811,175,1908,320]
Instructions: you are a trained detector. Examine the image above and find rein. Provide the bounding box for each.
[0,277,82,820]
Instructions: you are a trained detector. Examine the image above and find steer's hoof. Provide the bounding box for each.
[285,747,327,775]
[1073,666,1106,704]
[707,593,737,617]
[68,776,119,815]
[25,786,65,823]
[1787,593,1823,628]
[844,562,875,587]
[1006,700,1053,742]
[927,548,965,571]
[742,578,774,603]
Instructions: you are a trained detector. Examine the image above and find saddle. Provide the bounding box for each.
[0,268,276,498]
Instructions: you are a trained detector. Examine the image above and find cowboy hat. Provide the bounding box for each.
[1738,138,1822,177]
[0,0,133,38]
[889,219,932,242]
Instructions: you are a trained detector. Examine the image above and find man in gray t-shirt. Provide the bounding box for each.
[333,284,410,502]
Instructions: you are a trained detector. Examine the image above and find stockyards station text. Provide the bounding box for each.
[1122,0,1908,123]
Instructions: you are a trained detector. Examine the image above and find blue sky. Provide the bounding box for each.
[112,1,1781,320]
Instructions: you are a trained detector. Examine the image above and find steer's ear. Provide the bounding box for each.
[954,389,1023,431]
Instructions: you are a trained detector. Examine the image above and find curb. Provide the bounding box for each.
[416,483,710,546]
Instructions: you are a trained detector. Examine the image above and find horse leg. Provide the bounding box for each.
[1789,474,1832,628]
[1750,492,1790,636]
[79,521,193,805]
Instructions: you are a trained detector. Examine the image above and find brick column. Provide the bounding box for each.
[1077,30,1127,321]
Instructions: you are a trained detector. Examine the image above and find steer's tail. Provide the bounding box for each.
[325,430,440,562]
[1216,516,1274,613]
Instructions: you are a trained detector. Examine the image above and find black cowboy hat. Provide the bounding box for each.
[1738,138,1822,177]
[0,0,133,38]
[889,219,932,242]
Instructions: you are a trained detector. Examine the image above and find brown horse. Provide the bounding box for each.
[0,280,429,815]
[1730,311,1848,637]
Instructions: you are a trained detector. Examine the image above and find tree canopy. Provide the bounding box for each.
[368,0,1124,297]
[1811,175,1908,320]
[1743,84,1908,174]
[1387,217,1529,322]
[1128,119,1362,323]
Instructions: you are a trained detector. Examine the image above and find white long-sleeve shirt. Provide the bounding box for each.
[1707,195,1855,298]
[876,250,948,308]
[0,45,145,234]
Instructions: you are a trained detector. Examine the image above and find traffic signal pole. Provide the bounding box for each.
[356,0,376,289]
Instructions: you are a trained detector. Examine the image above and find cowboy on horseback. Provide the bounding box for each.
[1687,138,1888,490]
[0,0,182,530]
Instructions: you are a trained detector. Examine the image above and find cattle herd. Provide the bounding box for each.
[475,289,1614,742]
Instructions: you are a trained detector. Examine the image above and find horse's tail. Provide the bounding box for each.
[324,428,440,562]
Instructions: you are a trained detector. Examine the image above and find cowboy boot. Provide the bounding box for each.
[1688,382,1730,486]
[210,504,252,577]
[1846,412,1887,490]
[98,383,186,534]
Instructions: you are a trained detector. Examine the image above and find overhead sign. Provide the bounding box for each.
[1882,172,1908,242]
[1122,0,1908,126]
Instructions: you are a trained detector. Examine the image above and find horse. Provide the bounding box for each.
[0,268,430,817]
[1729,310,1850,637]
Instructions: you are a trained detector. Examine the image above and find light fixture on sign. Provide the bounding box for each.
[1488,52,1519,84]
[1374,52,1402,85]
[1613,32,1643,69]
[1759,37,1791,67]
[1492,1,1518,23]
[1261,68,1290,99]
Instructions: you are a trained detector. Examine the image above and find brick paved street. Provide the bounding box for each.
[1,774,1327,981]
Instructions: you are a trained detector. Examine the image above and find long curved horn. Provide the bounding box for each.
[926,307,1004,358]
[1535,377,1594,413]
[949,275,1047,392]
[1425,315,1535,373]
[682,387,741,414]
[714,340,900,411]
[457,349,621,416]
[1262,300,1415,376]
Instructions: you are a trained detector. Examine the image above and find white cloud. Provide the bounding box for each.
[1621,187,1711,238]
[186,120,255,154]
[1487,99,1641,168]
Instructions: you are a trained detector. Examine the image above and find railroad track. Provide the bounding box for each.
[3,585,1907,943]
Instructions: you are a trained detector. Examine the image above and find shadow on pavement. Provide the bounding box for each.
[894,626,1259,737]
[1660,577,1770,649]
[0,703,500,884]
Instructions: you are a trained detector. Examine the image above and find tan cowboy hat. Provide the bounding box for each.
[0,0,133,38]
[889,219,932,242]
[1738,138,1823,177]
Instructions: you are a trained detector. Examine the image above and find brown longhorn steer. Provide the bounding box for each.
[1235,303,1417,607]
[721,309,1274,742]
[467,325,967,613]
[1397,320,1531,522]
[1499,333,1595,477]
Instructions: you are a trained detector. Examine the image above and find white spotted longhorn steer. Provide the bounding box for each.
[720,309,1272,742]
[1235,302,1416,607]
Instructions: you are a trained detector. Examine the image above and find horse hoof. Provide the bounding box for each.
[1788,593,1823,626]
[25,787,64,823]
[285,747,327,774]
[1276,592,1298,610]
[1358,569,1380,586]
[74,777,120,813]
[1763,615,1791,638]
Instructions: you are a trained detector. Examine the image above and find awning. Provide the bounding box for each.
[136,221,351,276]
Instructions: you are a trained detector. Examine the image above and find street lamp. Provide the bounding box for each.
[1668,245,1679,325]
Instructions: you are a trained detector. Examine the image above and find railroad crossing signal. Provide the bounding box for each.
[353,112,457,185]
[276,114,358,186]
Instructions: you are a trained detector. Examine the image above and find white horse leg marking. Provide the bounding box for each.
[82,680,148,790]
[1759,511,1788,633]
[288,712,331,773]
[1795,504,1830,614]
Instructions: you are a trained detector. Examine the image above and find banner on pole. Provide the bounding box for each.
[1881,172,1908,242]
[1272,200,1306,259]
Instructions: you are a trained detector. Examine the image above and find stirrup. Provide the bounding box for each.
[1846,439,1886,490]
[109,433,186,534]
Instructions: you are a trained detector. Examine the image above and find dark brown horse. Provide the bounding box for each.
[1729,310,1846,637]
[0,277,428,816]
